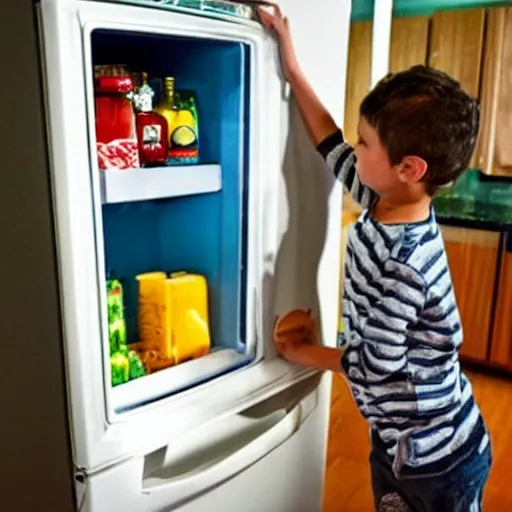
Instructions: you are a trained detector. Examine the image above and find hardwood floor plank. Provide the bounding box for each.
[323,368,512,511]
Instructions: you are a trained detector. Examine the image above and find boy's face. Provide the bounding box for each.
[354,117,400,196]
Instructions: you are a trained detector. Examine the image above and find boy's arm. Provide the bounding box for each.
[317,130,376,209]
[282,261,425,376]
[288,68,377,209]
[287,344,344,373]
[258,5,376,208]
[287,67,338,146]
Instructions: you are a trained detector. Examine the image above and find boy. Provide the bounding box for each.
[259,6,491,512]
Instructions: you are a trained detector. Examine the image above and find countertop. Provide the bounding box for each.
[433,170,512,232]
[342,194,512,232]
[434,196,512,232]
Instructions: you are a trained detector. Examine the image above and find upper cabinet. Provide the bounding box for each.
[390,16,429,73]
[428,9,485,169]
[344,21,372,146]
[344,16,429,146]
[344,6,512,177]
[476,7,512,177]
[428,9,485,99]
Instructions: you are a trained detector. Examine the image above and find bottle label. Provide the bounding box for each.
[133,85,154,113]
[143,124,162,145]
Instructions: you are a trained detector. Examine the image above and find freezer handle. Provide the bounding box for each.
[141,383,318,505]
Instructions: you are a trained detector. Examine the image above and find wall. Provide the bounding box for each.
[352,0,512,20]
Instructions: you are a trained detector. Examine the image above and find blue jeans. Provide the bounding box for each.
[370,431,492,512]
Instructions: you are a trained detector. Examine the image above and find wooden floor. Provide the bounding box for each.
[323,367,512,511]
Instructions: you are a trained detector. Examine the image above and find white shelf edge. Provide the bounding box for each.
[100,163,222,204]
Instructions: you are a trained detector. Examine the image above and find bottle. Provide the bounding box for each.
[154,76,179,161]
[133,72,169,167]
[170,89,200,165]
[106,275,130,387]
[106,275,128,357]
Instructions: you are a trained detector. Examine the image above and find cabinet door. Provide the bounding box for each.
[478,7,512,177]
[344,21,372,146]
[474,8,506,174]
[390,16,429,73]
[494,8,512,175]
[429,9,485,168]
[441,226,500,362]
[490,232,512,369]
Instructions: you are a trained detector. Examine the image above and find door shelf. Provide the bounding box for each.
[100,164,222,204]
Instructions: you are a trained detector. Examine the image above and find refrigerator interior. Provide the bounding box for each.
[88,29,256,412]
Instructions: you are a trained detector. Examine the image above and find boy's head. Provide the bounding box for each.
[355,65,480,197]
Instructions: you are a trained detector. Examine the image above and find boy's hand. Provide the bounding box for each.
[275,334,312,366]
[258,4,300,82]
[274,309,314,366]
[274,309,345,372]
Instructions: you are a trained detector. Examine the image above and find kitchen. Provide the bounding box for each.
[325,1,512,510]
[2,0,511,510]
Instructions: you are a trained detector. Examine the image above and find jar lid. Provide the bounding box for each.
[95,76,134,94]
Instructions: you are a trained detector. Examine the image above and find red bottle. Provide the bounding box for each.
[134,73,169,167]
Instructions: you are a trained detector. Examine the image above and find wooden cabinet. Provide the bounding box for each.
[490,232,512,369]
[428,9,485,98]
[344,7,511,175]
[344,21,372,146]
[343,16,429,145]
[476,7,512,177]
[441,226,500,361]
[428,8,486,168]
[389,16,429,73]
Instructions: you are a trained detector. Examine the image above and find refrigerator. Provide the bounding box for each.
[1,0,386,510]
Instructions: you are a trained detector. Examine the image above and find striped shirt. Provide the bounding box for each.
[318,130,489,478]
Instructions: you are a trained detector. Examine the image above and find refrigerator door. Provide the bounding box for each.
[37,0,350,476]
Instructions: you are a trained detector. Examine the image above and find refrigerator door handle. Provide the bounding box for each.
[141,383,318,504]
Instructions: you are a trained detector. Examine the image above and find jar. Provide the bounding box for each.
[95,75,136,144]
[94,68,140,170]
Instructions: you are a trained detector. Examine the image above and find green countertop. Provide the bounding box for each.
[433,170,512,229]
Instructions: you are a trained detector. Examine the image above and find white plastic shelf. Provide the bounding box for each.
[100,164,222,204]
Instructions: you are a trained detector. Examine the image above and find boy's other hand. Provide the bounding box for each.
[258,4,300,82]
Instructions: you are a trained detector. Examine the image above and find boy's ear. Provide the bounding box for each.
[397,155,428,184]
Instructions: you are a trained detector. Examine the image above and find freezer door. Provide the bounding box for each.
[80,373,332,512]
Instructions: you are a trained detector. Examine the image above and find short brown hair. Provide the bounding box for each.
[359,65,480,195]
